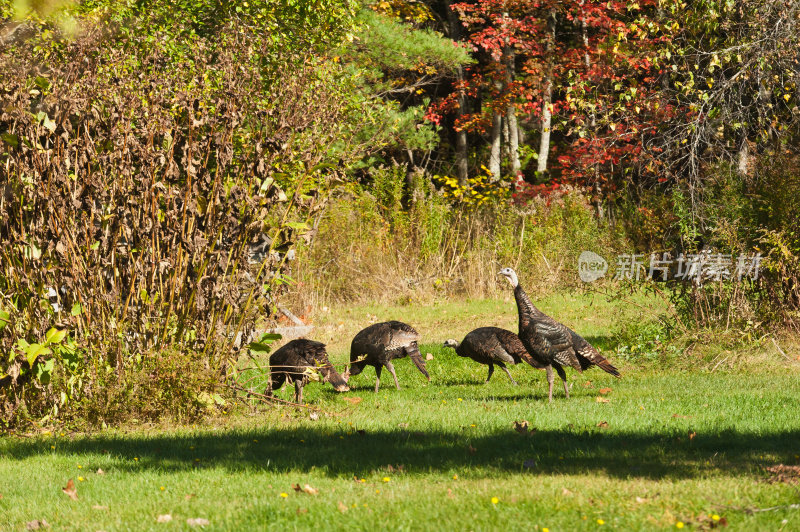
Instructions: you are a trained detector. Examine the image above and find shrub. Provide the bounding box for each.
[0,3,363,428]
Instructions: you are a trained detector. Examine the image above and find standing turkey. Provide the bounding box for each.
[345,321,430,392]
[499,267,620,401]
[267,339,349,403]
[443,327,544,384]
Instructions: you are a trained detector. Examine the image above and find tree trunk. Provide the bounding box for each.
[537,81,553,174]
[581,2,603,218]
[445,0,469,186]
[537,11,557,175]
[505,44,521,175]
[489,103,503,179]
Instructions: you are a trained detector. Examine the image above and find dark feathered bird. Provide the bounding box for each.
[345,321,430,392]
[267,339,349,403]
[443,327,544,384]
[499,267,620,401]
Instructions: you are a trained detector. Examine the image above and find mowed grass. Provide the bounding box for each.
[2,294,799,531]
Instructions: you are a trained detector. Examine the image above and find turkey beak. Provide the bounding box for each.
[323,368,350,392]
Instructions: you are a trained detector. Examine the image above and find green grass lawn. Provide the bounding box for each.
[2,295,799,531]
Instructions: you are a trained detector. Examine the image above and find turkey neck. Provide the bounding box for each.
[453,342,466,357]
[514,284,546,328]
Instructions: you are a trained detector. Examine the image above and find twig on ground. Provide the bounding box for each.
[227,383,323,411]
[771,337,798,364]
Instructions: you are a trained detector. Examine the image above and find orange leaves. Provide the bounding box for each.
[342,397,362,405]
[292,483,319,495]
[62,479,77,500]
[595,396,610,403]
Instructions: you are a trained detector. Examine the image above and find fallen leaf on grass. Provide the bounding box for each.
[309,412,319,421]
[672,414,692,419]
[96,468,105,475]
[765,464,800,485]
[62,479,77,500]
[186,518,210,527]
[156,515,172,523]
[426,353,434,361]
[583,381,593,388]
[292,483,319,495]
[513,420,536,435]
[596,421,609,429]
[635,496,648,504]
[92,505,108,510]
[447,488,454,499]
[185,493,196,500]
[296,508,309,515]
[467,445,477,455]
[397,423,409,429]
[337,501,348,513]
[303,484,320,495]
[562,488,573,496]
[387,464,405,473]
[26,520,49,530]
[595,397,610,403]
[598,387,612,395]
[688,430,697,441]
[342,397,362,405]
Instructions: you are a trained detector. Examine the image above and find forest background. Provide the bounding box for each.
[1,0,799,428]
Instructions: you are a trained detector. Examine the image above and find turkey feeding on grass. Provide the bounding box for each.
[267,339,349,403]
[345,321,430,392]
[443,327,544,384]
[499,267,620,401]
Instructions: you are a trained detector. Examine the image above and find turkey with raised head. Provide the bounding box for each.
[345,321,430,392]
[267,339,349,403]
[499,267,620,401]
[443,327,544,384]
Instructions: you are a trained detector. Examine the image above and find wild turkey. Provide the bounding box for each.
[499,267,620,401]
[267,339,349,403]
[443,327,544,384]
[345,321,430,392]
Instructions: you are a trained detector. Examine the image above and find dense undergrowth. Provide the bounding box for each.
[289,178,625,307]
[2,0,799,432]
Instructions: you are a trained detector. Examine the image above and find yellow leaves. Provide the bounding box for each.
[596,396,610,403]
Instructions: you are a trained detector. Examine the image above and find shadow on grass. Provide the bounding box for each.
[3,424,796,481]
